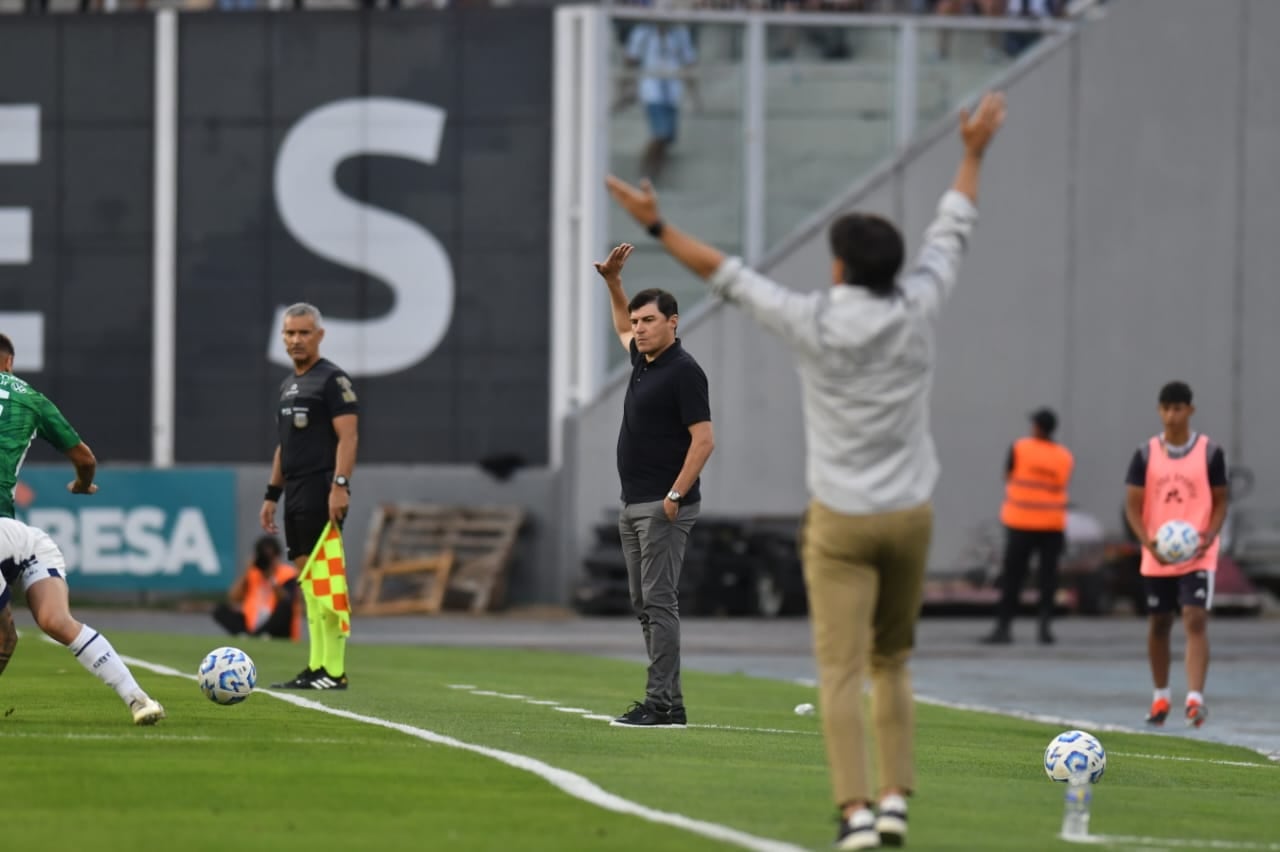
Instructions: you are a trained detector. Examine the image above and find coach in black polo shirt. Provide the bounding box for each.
[594,243,715,728]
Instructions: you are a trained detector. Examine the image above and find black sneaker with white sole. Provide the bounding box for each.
[309,668,349,690]
[271,668,318,689]
[666,705,687,727]
[835,808,879,850]
[875,795,907,847]
[611,701,670,727]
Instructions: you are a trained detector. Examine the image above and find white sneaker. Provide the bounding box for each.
[875,794,908,846]
[129,694,166,726]
[836,808,879,850]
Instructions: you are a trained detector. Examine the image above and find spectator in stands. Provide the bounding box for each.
[1003,0,1065,57]
[213,536,301,641]
[625,15,698,182]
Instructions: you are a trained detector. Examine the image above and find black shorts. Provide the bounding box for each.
[1143,570,1213,614]
[283,474,336,561]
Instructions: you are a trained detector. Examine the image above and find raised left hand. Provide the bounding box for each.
[606,175,661,228]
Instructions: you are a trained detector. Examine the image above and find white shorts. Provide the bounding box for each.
[0,531,67,609]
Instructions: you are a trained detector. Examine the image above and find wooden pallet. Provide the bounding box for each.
[354,503,525,615]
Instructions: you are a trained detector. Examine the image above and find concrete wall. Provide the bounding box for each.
[564,0,1280,580]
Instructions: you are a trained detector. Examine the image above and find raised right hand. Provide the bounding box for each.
[593,243,635,282]
[959,91,1007,157]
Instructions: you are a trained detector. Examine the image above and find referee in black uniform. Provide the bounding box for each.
[260,303,360,690]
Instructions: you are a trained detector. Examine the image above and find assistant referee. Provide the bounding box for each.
[260,303,360,691]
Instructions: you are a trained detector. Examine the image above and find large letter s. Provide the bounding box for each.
[271,97,455,377]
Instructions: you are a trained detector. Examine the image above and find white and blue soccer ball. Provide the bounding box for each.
[198,646,257,705]
[1044,730,1106,783]
[1155,519,1200,564]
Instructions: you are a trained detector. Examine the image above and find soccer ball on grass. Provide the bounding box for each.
[1044,730,1106,783]
[198,646,257,705]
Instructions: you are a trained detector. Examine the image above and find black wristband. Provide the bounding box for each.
[647,220,665,238]
[264,484,283,502]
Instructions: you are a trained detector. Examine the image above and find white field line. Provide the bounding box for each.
[1071,833,1280,850]
[120,655,809,852]
[908,690,1280,768]
[1108,751,1276,770]
[0,731,215,742]
[454,683,820,736]
[0,731,349,744]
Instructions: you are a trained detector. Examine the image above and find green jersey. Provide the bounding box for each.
[0,372,81,518]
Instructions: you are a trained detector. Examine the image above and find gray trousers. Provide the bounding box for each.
[618,499,700,709]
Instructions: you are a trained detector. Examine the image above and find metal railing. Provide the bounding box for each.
[549,7,1084,449]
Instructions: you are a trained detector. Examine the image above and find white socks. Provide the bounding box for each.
[1154,687,1171,702]
[68,624,144,705]
[1186,690,1204,705]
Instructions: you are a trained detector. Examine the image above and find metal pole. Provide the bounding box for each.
[742,15,766,265]
[894,20,918,151]
[151,10,178,468]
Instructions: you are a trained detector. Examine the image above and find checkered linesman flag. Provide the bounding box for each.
[299,521,351,635]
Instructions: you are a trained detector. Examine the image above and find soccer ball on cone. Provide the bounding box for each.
[1044,730,1106,783]
[198,646,257,705]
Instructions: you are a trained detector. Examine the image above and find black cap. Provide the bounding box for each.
[1030,408,1058,436]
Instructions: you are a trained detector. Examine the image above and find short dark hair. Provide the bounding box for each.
[1030,408,1058,437]
[827,213,905,297]
[0,334,13,358]
[628,288,678,318]
[252,535,283,569]
[1158,381,1193,405]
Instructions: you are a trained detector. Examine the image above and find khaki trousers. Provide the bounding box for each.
[801,498,933,806]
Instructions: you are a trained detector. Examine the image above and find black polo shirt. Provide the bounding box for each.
[277,358,359,484]
[616,338,710,505]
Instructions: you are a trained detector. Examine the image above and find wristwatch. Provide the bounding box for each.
[666,489,682,503]
[334,475,351,491]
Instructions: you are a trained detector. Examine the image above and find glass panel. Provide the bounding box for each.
[606,19,745,372]
[763,24,897,247]
[915,25,1035,129]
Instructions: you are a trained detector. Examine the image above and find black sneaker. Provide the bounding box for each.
[875,794,907,847]
[611,701,668,727]
[271,668,318,689]
[667,705,687,727]
[309,668,349,690]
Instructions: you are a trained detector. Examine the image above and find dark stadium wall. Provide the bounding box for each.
[0,10,554,468]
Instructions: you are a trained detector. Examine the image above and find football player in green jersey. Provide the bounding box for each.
[0,334,98,518]
[0,334,164,724]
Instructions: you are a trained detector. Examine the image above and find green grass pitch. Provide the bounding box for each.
[2,632,1276,851]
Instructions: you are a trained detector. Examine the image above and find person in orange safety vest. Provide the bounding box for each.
[212,536,301,641]
[981,407,1074,646]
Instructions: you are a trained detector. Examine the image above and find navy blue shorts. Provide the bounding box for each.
[1143,570,1213,614]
